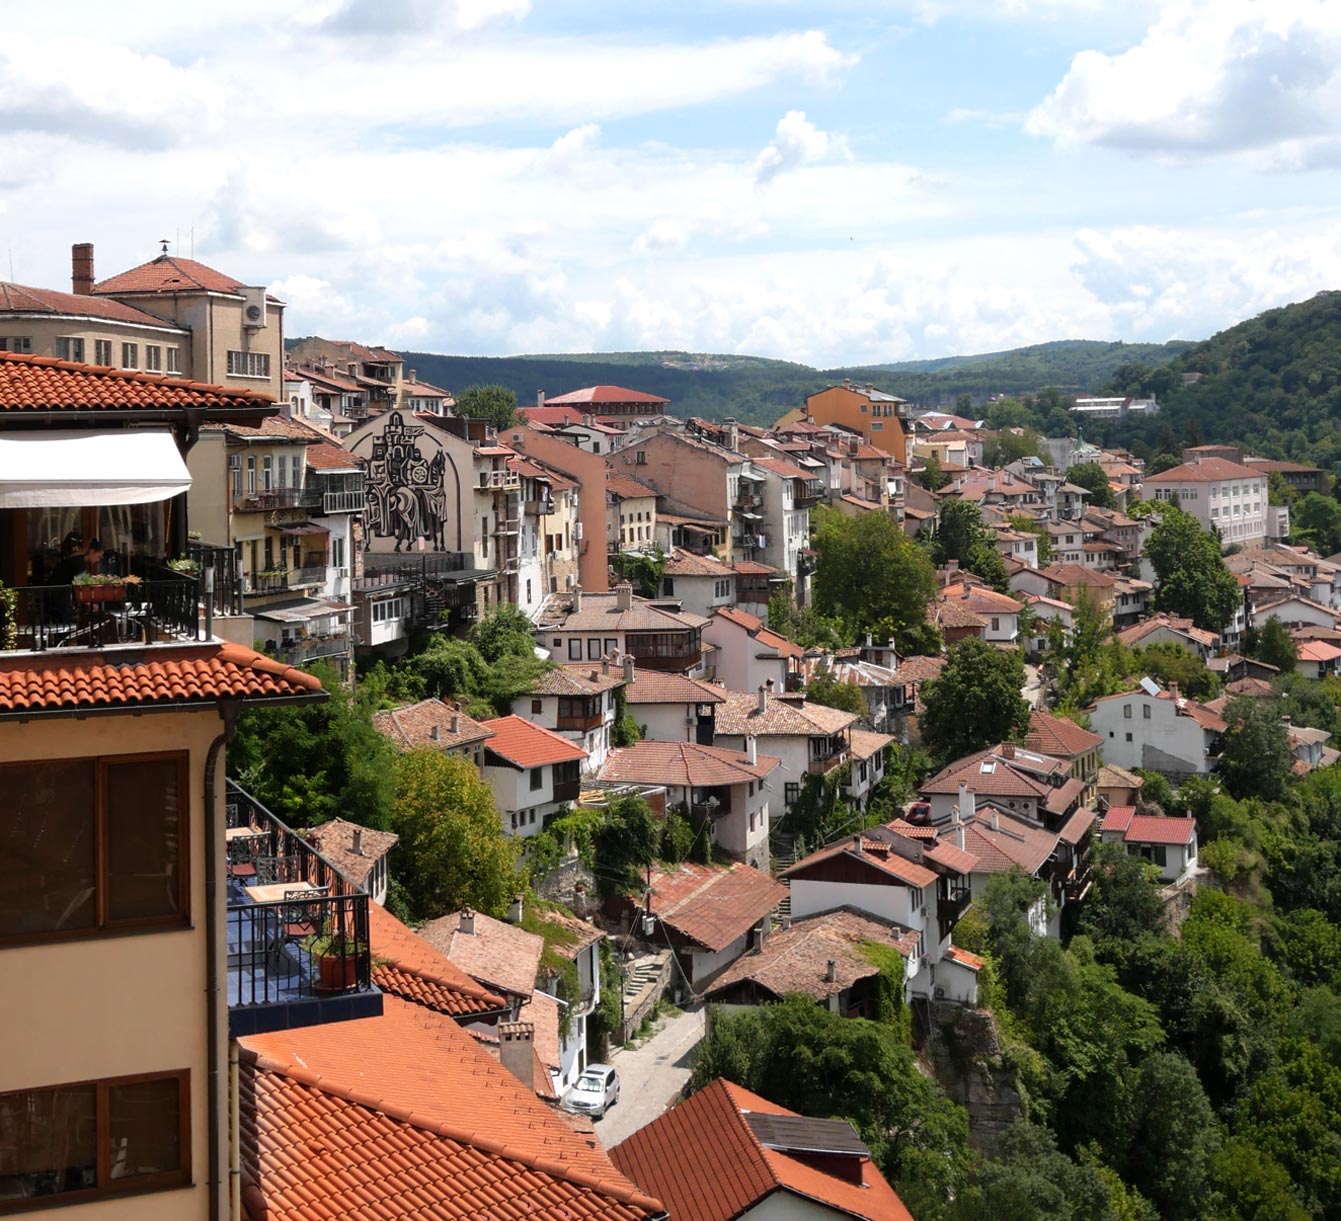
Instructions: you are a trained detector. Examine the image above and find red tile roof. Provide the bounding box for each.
[1025,710,1104,758]
[545,385,669,405]
[0,351,275,415]
[417,909,544,999]
[0,641,323,716]
[939,582,1024,615]
[239,996,662,1220]
[648,862,788,952]
[0,281,186,328]
[784,837,939,889]
[946,812,1057,875]
[610,1078,911,1221]
[366,903,509,1019]
[521,403,589,426]
[662,548,734,578]
[1144,457,1262,483]
[605,472,659,500]
[712,606,806,658]
[944,946,985,971]
[622,669,728,705]
[482,714,589,768]
[373,698,495,751]
[1111,813,1196,845]
[93,254,255,296]
[599,739,779,787]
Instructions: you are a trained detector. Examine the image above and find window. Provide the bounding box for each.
[1125,732,1133,742]
[0,1071,189,1205]
[0,754,187,943]
[0,336,32,353]
[226,350,271,378]
[94,339,113,365]
[54,337,85,362]
[568,639,582,661]
[1123,704,1132,719]
[605,639,618,656]
[532,699,543,714]
[121,342,138,368]
[262,455,273,491]
[1152,845,1168,867]
[784,782,800,807]
[1143,704,1151,719]
[144,345,162,372]
[245,456,256,495]
[588,639,602,661]
[530,767,544,791]
[991,617,1000,631]
[166,348,181,374]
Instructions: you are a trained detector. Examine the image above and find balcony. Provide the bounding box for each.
[557,712,604,732]
[232,486,322,513]
[552,778,582,803]
[290,565,328,588]
[937,890,972,940]
[1,573,202,653]
[323,490,366,515]
[187,541,244,618]
[807,748,848,776]
[479,469,521,491]
[225,782,381,1037]
[270,635,352,666]
[492,518,520,535]
[625,636,703,672]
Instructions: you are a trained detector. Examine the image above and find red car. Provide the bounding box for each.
[905,801,931,825]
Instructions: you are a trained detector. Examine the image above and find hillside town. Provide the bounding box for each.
[6,242,1341,1221]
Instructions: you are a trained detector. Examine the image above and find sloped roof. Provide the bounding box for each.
[1025,710,1104,758]
[1096,763,1144,791]
[0,641,323,716]
[921,749,1056,800]
[605,472,659,500]
[784,836,939,889]
[0,281,187,328]
[609,1078,911,1221]
[482,715,589,768]
[417,910,544,999]
[239,995,661,1218]
[939,582,1024,615]
[715,690,857,738]
[535,665,625,695]
[662,548,734,578]
[545,591,708,634]
[599,739,779,787]
[647,862,787,952]
[622,669,728,705]
[0,351,274,415]
[1103,812,1196,846]
[704,907,921,1003]
[849,728,896,760]
[372,698,495,751]
[1144,457,1262,483]
[712,606,806,658]
[304,819,398,888]
[545,385,669,405]
[93,253,255,296]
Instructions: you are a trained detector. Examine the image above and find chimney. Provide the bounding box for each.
[508,893,524,923]
[1002,743,1015,759]
[537,389,545,408]
[409,369,416,382]
[958,783,974,824]
[955,820,966,852]
[616,582,633,610]
[602,656,610,676]
[844,378,852,390]
[352,828,363,855]
[757,684,768,714]
[724,416,739,452]
[1168,682,1179,702]
[572,585,582,613]
[498,1022,535,1092]
[746,735,757,765]
[459,909,476,935]
[623,655,635,685]
[990,808,999,831]
[866,384,875,395]
[589,668,599,682]
[71,243,94,295]
[430,724,442,742]
[825,959,837,983]
[450,712,460,734]
[757,917,768,951]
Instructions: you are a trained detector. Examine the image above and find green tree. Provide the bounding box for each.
[805,663,869,716]
[1212,1136,1310,1221]
[919,452,949,491]
[1146,503,1241,631]
[1129,641,1220,702]
[1008,512,1053,563]
[1067,462,1117,510]
[453,383,519,431]
[591,793,659,899]
[980,429,1045,470]
[934,499,1008,590]
[1219,696,1294,801]
[1252,615,1297,674]
[922,638,1030,763]
[691,996,974,1212]
[1290,491,1341,556]
[812,505,937,651]
[470,603,540,663]
[1078,842,1166,948]
[389,747,522,920]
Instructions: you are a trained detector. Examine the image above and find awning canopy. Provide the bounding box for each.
[254,598,354,624]
[277,522,329,536]
[0,429,191,509]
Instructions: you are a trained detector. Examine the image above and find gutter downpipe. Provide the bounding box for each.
[205,699,240,1221]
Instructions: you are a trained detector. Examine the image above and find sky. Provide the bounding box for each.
[1,0,1340,368]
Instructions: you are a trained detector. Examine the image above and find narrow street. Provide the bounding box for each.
[591,1006,705,1148]
[1024,662,1046,708]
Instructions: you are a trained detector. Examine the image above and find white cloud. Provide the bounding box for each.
[543,124,602,170]
[1027,0,1341,163]
[633,220,692,254]
[752,110,850,182]
[318,0,529,39]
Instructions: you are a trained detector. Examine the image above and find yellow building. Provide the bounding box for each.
[802,380,911,463]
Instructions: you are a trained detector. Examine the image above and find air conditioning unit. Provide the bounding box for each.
[242,287,268,329]
[933,986,946,1000]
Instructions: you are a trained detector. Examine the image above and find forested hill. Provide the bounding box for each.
[1096,291,1341,466]
[382,339,1188,427]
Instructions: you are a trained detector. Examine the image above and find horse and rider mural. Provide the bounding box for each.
[349,411,450,553]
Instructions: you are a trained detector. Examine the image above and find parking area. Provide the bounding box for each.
[591,1005,705,1148]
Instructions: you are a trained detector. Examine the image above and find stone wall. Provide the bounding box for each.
[924,1003,1024,1158]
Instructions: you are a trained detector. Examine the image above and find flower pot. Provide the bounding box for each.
[314,952,358,992]
[75,584,124,604]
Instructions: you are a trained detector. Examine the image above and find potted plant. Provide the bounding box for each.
[304,929,366,992]
[72,573,141,603]
[168,557,201,577]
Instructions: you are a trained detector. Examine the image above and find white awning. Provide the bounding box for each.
[0,429,191,508]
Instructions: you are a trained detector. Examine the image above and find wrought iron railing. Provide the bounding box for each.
[232,486,322,513]
[1,575,200,653]
[187,541,243,618]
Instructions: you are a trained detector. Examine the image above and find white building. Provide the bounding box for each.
[1144,456,1267,547]
[1099,808,1198,884]
[479,715,588,838]
[514,663,624,776]
[703,606,802,692]
[621,665,728,744]
[1086,682,1225,777]
[658,548,737,618]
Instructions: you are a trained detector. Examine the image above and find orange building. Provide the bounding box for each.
[802,380,911,463]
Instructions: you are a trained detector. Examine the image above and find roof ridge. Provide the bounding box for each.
[0,350,275,403]
[240,1050,667,1214]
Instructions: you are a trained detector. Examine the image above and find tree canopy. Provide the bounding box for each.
[1066,462,1117,510]
[453,383,519,431]
[1146,504,1241,632]
[921,637,1030,763]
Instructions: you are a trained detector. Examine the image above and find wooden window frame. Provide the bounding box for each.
[0,1069,190,1212]
[0,752,190,949]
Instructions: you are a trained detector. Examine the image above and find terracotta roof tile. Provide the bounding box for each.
[239,995,661,1218]
[366,903,509,1018]
[543,591,708,634]
[0,641,323,716]
[944,812,1057,876]
[483,714,590,768]
[647,862,788,952]
[303,818,398,888]
[539,665,625,695]
[714,691,857,738]
[849,728,895,760]
[1144,457,1262,483]
[609,1078,911,1221]
[417,909,544,998]
[373,698,495,751]
[1024,710,1104,758]
[93,254,254,296]
[0,281,187,328]
[939,582,1024,615]
[605,472,659,500]
[544,385,669,405]
[622,669,728,705]
[784,837,939,889]
[661,548,735,578]
[944,946,985,971]
[0,351,274,414]
[600,739,779,786]
[704,907,920,1003]
[1119,814,1196,845]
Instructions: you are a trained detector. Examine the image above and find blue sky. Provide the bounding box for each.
[1,0,1339,367]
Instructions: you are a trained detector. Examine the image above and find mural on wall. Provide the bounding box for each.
[352,412,447,552]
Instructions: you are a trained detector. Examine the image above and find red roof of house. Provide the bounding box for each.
[0,351,275,414]
[239,996,662,1220]
[1145,457,1262,483]
[784,836,939,889]
[481,715,589,767]
[417,910,544,999]
[944,945,985,971]
[1025,710,1104,758]
[647,862,787,952]
[610,1078,911,1221]
[0,281,186,328]
[544,385,669,406]
[0,642,323,716]
[599,739,779,787]
[712,606,805,658]
[93,253,256,296]
[1122,814,1196,846]
[366,904,509,1018]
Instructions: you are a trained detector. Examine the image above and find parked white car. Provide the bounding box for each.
[566,1064,620,1117]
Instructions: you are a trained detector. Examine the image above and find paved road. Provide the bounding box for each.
[1024,662,1045,708]
[592,1005,705,1148]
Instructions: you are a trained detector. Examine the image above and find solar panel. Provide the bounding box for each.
[1139,676,1161,698]
[744,1113,869,1157]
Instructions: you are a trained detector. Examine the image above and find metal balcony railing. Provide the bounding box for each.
[1,574,201,653]
[232,486,322,513]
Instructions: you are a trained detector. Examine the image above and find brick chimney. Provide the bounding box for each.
[498,1022,536,1092]
[616,582,633,610]
[623,655,635,684]
[1002,743,1015,759]
[757,684,768,714]
[352,828,363,855]
[71,243,94,295]
[459,909,475,935]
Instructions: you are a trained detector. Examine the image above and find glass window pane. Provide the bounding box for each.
[106,758,182,923]
[107,1078,181,1180]
[0,1084,97,1201]
[0,762,96,937]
